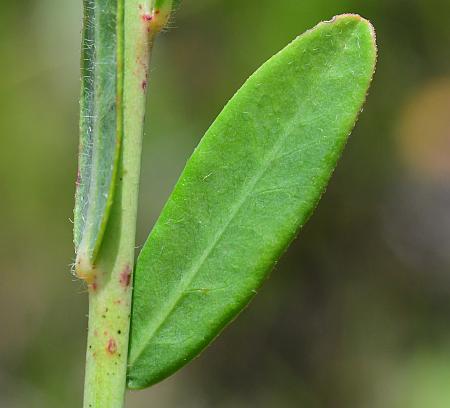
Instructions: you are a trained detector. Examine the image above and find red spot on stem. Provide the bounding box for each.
[119,265,132,288]
[141,79,148,91]
[88,276,98,292]
[106,338,117,354]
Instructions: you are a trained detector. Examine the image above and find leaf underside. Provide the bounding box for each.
[74,0,120,265]
[128,14,377,389]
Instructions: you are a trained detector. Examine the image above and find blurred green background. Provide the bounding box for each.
[1,0,450,406]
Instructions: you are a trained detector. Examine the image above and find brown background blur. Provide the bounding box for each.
[1,0,450,407]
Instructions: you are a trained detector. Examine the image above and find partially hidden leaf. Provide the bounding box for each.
[74,0,121,277]
[128,14,377,388]
[145,0,180,33]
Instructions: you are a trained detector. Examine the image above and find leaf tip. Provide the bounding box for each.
[324,13,378,70]
[75,248,96,284]
[329,13,377,46]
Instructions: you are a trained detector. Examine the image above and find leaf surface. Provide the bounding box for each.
[128,14,377,389]
[74,0,120,271]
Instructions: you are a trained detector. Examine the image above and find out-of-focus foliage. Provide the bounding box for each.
[0,0,449,407]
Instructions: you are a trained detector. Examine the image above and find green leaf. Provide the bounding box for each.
[154,0,180,10]
[74,0,121,276]
[128,14,377,389]
[148,0,180,34]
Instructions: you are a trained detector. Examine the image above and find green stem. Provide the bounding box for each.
[81,1,162,407]
[78,0,176,405]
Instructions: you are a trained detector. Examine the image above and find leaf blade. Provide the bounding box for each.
[128,14,377,388]
[74,0,121,275]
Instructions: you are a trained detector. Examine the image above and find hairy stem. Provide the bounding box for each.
[77,0,176,405]
[80,0,164,406]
